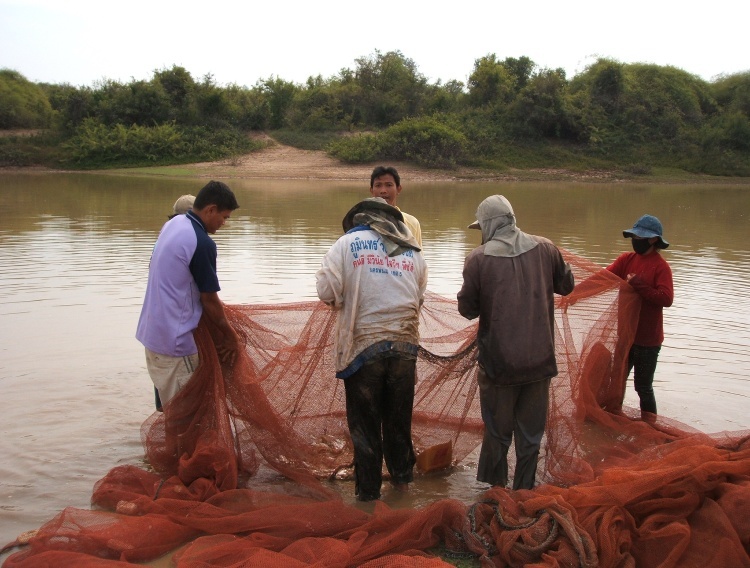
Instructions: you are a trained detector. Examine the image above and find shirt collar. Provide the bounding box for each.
[186,210,207,233]
[346,225,371,235]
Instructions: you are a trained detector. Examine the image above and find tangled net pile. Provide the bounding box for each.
[4,251,749,567]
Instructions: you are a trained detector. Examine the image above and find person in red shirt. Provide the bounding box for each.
[607,214,674,416]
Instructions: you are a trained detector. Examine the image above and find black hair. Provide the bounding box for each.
[193,180,239,212]
[370,166,400,188]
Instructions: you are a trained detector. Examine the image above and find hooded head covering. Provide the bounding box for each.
[468,195,538,257]
[342,197,420,257]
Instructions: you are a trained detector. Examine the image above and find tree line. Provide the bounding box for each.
[1,51,748,175]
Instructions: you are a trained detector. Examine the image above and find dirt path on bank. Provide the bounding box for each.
[182,133,490,182]
[176,133,627,183]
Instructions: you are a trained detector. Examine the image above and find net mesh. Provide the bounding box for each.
[3,250,749,567]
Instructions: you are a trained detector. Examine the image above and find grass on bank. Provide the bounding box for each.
[270,129,342,151]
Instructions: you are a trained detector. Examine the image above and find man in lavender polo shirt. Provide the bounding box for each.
[136,180,240,406]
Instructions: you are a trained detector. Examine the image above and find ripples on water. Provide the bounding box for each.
[0,176,748,552]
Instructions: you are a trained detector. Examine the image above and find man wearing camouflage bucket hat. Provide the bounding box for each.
[316,197,427,501]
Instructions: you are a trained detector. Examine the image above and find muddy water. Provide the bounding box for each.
[1,173,748,553]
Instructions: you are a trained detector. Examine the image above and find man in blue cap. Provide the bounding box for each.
[607,214,674,417]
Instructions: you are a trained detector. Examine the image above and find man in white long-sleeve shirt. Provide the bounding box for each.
[316,197,427,501]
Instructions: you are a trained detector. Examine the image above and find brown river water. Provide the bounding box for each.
[0,173,748,555]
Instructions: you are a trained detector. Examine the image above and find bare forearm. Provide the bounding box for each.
[200,291,240,364]
[201,292,233,333]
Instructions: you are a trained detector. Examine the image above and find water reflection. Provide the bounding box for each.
[0,172,748,551]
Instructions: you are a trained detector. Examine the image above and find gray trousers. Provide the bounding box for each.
[476,367,550,490]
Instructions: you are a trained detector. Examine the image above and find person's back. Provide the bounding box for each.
[457,194,573,490]
[337,229,422,338]
[136,213,208,357]
[317,199,427,377]
[316,197,426,501]
[460,236,572,384]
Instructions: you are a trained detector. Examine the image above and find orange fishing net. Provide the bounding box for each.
[3,251,749,567]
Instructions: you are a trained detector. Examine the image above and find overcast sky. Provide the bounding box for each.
[2,0,748,88]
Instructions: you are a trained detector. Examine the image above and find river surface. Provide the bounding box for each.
[0,172,748,553]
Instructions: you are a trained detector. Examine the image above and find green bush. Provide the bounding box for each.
[0,131,63,166]
[0,69,53,128]
[694,111,750,175]
[700,111,750,152]
[0,138,34,166]
[60,119,258,167]
[379,117,468,168]
[327,133,381,162]
[711,71,750,116]
[328,118,470,168]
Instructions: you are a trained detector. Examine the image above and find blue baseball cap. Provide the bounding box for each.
[623,214,669,249]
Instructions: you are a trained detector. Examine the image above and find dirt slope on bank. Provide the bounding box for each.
[181,135,624,182]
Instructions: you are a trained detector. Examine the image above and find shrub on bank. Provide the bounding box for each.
[0,130,64,167]
[379,117,468,168]
[0,137,35,166]
[60,119,259,167]
[327,117,468,168]
[327,132,381,163]
[0,69,53,129]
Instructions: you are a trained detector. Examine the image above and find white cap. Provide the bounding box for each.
[172,194,195,215]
